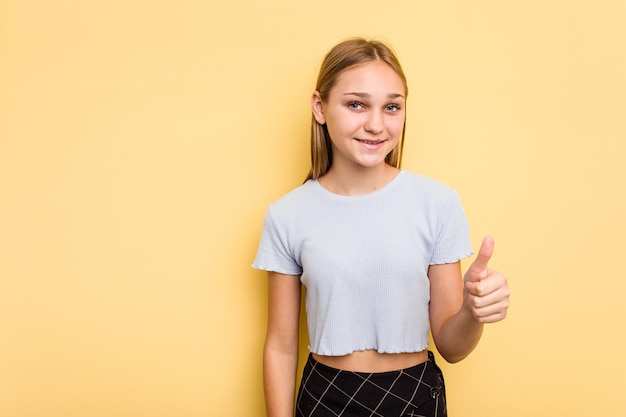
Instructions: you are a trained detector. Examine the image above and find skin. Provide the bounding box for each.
[263,60,510,417]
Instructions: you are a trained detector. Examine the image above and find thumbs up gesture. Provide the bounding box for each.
[464,236,510,323]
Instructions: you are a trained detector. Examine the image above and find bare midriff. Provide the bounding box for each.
[312,349,429,373]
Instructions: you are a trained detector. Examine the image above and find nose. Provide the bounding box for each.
[364,110,384,135]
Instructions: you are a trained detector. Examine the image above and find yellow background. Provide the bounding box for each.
[1,1,625,416]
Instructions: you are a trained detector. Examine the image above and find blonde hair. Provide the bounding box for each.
[306,38,408,181]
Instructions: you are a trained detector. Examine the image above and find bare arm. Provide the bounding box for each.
[429,236,510,363]
[264,271,302,417]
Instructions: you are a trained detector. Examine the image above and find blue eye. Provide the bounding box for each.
[347,101,364,110]
[386,104,401,112]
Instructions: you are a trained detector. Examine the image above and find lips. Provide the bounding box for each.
[356,139,385,145]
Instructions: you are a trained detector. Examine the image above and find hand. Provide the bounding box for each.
[463,236,510,323]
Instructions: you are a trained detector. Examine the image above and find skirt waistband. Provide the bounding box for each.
[297,350,447,417]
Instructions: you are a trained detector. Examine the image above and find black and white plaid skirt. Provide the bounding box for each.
[296,351,446,417]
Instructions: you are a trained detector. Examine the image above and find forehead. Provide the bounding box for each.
[333,60,406,95]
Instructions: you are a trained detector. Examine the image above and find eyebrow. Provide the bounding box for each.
[343,92,405,99]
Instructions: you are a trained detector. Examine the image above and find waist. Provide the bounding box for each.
[311,349,429,373]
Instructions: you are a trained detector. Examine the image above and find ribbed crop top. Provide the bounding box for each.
[252,170,473,355]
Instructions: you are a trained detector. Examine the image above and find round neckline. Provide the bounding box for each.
[311,170,406,200]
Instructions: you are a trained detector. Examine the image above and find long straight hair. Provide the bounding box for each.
[306,38,408,181]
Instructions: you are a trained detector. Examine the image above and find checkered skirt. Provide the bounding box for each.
[296,351,446,417]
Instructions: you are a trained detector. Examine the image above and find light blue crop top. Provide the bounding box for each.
[252,170,473,355]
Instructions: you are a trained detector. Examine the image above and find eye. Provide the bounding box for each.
[385,103,402,112]
[347,101,365,111]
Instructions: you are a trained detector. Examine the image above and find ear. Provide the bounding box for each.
[311,91,326,125]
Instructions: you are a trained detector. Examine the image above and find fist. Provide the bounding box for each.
[463,236,510,323]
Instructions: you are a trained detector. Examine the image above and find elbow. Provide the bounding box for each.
[439,350,471,364]
[433,333,480,364]
[264,332,300,358]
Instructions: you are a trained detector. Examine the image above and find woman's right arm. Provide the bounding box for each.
[264,271,302,417]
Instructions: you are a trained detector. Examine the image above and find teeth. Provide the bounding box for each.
[360,139,382,144]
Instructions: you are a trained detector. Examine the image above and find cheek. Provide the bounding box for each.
[327,113,363,136]
[387,118,405,137]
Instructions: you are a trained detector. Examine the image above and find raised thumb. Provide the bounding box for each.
[466,236,495,282]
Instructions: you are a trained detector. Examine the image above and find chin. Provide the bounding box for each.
[355,158,388,169]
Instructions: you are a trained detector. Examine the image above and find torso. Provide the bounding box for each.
[312,349,429,373]
[253,169,473,363]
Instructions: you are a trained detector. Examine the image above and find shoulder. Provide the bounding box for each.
[396,170,459,200]
[265,180,320,220]
[271,180,317,206]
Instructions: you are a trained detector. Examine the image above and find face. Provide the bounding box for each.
[312,60,406,171]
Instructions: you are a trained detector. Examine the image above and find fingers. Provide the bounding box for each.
[465,271,510,323]
[465,270,506,297]
[467,300,509,323]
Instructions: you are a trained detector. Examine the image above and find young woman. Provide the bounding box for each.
[253,38,510,417]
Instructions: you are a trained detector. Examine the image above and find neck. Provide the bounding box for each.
[319,163,399,196]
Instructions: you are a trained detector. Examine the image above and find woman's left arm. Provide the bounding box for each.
[428,236,510,363]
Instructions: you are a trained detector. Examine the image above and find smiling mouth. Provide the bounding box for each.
[356,139,386,145]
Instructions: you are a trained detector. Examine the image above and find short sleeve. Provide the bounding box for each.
[430,190,474,264]
[251,205,303,275]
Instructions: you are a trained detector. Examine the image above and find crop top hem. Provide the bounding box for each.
[308,342,431,357]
